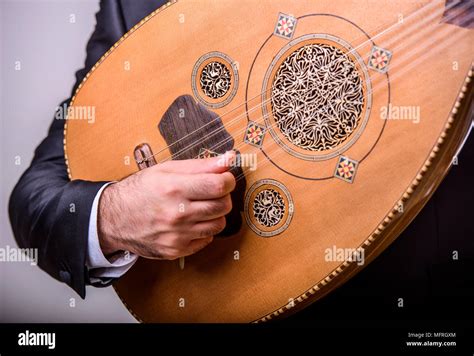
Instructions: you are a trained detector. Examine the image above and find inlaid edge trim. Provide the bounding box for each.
[63,0,179,324]
[254,63,474,323]
[63,0,178,181]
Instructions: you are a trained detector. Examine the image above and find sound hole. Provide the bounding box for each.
[200,61,231,99]
[253,189,286,227]
[271,43,364,151]
[245,179,293,237]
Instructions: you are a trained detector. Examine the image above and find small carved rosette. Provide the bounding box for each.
[245,179,294,237]
[192,51,239,108]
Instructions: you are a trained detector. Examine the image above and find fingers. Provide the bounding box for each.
[188,216,227,239]
[128,150,235,261]
[175,171,236,200]
[145,236,214,260]
[139,217,224,260]
[182,236,214,257]
[188,195,232,221]
[157,150,236,174]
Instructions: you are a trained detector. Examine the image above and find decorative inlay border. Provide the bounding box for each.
[63,0,178,180]
[63,1,180,324]
[62,1,473,323]
[255,64,473,323]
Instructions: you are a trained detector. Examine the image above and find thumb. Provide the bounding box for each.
[156,150,236,174]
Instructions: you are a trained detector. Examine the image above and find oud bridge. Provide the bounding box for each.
[134,143,157,170]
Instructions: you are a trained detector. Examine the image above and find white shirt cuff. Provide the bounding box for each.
[86,182,138,284]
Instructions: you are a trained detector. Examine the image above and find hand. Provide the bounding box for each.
[97,151,236,260]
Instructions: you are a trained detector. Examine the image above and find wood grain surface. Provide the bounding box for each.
[64,0,474,322]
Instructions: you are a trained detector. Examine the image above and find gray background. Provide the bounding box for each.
[0,0,136,322]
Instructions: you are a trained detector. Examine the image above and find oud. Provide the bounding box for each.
[64,0,473,322]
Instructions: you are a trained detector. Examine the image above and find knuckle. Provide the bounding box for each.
[198,222,224,238]
[160,179,181,197]
[226,172,236,191]
[203,197,231,217]
[212,176,226,196]
[164,184,180,197]
[190,180,203,197]
[211,217,226,234]
[222,196,232,214]
[199,229,212,238]
[165,210,186,225]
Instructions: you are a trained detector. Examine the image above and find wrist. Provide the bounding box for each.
[97,183,124,256]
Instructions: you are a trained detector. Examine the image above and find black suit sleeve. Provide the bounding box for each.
[8,0,126,298]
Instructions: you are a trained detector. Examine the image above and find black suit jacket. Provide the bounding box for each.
[8,0,169,299]
[9,0,474,322]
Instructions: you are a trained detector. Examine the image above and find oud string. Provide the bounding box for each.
[169,1,468,178]
[230,25,470,184]
[164,0,460,167]
[137,0,447,165]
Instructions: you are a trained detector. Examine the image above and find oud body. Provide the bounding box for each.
[65,0,473,322]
